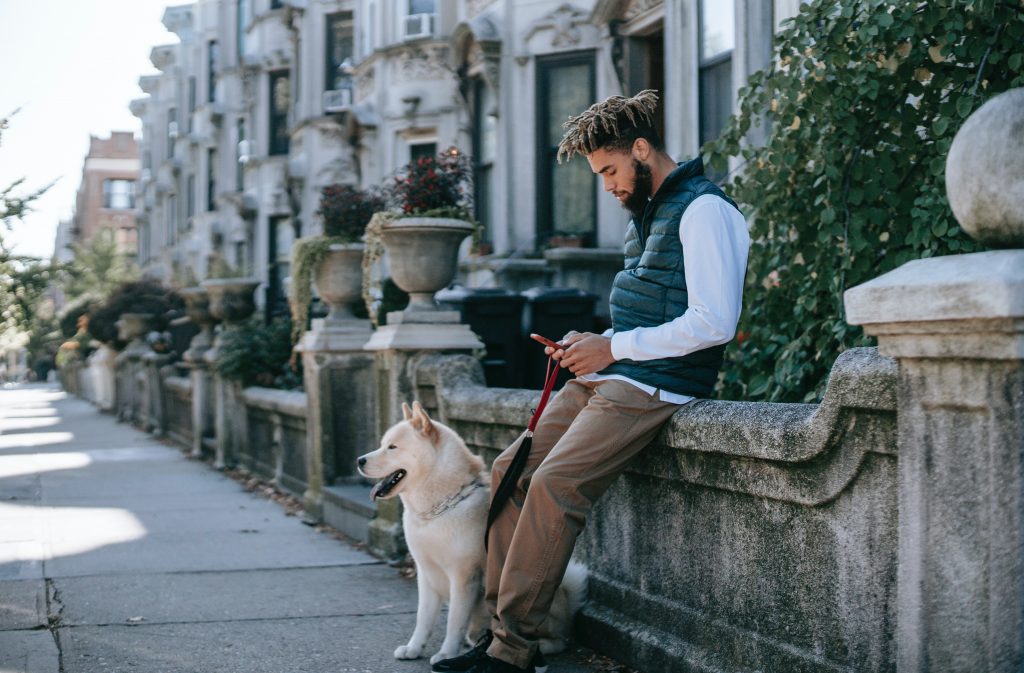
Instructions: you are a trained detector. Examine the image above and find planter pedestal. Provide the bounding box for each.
[362,309,483,559]
[295,317,375,525]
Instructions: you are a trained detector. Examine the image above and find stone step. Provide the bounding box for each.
[322,482,376,545]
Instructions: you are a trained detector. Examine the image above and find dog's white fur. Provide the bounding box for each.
[357,401,587,665]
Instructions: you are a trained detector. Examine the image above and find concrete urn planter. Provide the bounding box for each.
[179,287,220,360]
[315,243,364,321]
[201,278,260,326]
[381,217,475,311]
[116,313,155,345]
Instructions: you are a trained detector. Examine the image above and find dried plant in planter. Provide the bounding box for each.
[290,184,385,344]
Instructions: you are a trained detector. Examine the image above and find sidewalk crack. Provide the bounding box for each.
[45,578,66,673]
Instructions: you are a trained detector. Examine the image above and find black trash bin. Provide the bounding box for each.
[436,286,527,388]
[521,287,597,391]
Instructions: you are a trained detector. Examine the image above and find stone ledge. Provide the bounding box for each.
[419,348,897,506]
[241,386,309,417]
[164,376,191,395]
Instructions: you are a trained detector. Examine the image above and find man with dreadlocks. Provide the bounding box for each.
[433,90,749,673]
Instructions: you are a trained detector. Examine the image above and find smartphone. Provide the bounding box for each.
[530,333,563,350]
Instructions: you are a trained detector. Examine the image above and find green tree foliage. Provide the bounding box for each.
[62,228,139,304]
[0,111,62,371]
[86,280,180,348]
[706,0,1024,402]
[213,318,302,390]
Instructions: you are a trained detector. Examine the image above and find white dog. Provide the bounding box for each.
[357,401,586,668]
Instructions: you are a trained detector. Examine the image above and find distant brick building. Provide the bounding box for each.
[71,132,140,258]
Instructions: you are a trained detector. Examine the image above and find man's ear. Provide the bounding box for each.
[632,138,651,163]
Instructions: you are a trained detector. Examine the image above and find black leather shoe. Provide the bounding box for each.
[466,655,534,673]
[432,631,493,672]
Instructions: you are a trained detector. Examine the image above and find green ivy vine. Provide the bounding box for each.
[705,0,1024,402]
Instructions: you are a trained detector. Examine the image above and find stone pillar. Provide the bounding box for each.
[113,313,154,424]
[202,279,259,470]
[180,287,218,458]
[294,318,375,522]
[141,351,174,435]
[845,88,1024,673]
[362,309,484,558]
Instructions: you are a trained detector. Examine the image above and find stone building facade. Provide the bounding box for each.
[133,0,804,314]
[69,132,140,258]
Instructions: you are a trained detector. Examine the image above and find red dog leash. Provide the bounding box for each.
[484,356,560,549]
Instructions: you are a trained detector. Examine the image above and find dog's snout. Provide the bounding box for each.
[357,456,367,468]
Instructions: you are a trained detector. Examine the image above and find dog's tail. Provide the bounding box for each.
[537,560,589,657]
[561,560,588,618]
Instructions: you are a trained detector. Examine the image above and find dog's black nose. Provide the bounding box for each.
[357,456,367,467]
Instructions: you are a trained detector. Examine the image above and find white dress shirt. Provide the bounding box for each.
[581,194,750,404]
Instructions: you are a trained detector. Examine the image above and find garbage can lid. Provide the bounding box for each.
[436,284,523,304]
[521,286,598,303]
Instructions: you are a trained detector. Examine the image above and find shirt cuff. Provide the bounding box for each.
[609,331,634,361]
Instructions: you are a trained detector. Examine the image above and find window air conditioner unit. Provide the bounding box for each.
[168,121,179,138]
[404,13,436,40]
[238,140,253,164]
[323,88,353,113]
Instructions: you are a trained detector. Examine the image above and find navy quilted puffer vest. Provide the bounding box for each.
[599,157,738,397]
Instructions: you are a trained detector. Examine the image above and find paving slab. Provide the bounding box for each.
[0,579,47,629]
[0,630,60,673]
[53,565,409,627]
[44,526,373,578]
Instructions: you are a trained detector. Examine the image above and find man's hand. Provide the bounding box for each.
[539,331,614,376]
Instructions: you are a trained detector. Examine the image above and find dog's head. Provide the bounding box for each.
[356,401,447,501]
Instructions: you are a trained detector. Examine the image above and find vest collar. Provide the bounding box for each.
[652,157,705,201]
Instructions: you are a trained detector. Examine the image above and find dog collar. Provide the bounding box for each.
[418,478,486,521]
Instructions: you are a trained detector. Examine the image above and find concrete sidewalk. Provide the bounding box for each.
[0,385,600,673]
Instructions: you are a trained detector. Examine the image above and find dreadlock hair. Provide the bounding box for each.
[556,89,663,163]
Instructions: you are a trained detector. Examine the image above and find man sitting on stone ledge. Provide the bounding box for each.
[433,90,750,673]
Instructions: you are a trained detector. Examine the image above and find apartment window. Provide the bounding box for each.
[325,12,354,93]
[208,40,220,103]
[167,195,178,245]
[237,0,248,62]
[472,78,496,241]
[207,149,217,212]
[410,142,436,164]
[103,179,135,210]
[405,0,436,39]
[236,118,246,191]
[267,216,295,320]
[187,174,195,219]
[269,71,290,155]
[698,0,734,149]
[271,0,284,9]
[167,108,177,157]
[188,77,196,132]
[536,53,596,247]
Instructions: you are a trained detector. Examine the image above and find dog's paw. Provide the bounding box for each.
[430,651,457,665]
[394,644,424,660]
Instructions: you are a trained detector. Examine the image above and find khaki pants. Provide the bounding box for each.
[485,378,682,668]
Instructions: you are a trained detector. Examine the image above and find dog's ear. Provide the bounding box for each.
[410,401,440,444]
[402,402,413,422]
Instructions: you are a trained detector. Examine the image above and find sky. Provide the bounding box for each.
[0,0,178,259]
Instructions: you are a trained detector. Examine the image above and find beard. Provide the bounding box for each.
[622,159,653,218]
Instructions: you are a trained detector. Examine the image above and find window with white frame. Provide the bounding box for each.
[405,0,436,39]
[326,12,354,93]
[536,52,596,247]
[103,179,135,210]
[698,0,734,150]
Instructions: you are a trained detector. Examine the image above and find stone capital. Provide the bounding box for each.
[844,250,1024,360]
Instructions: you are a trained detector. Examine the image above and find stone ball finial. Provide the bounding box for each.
[945,87,1024,248]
